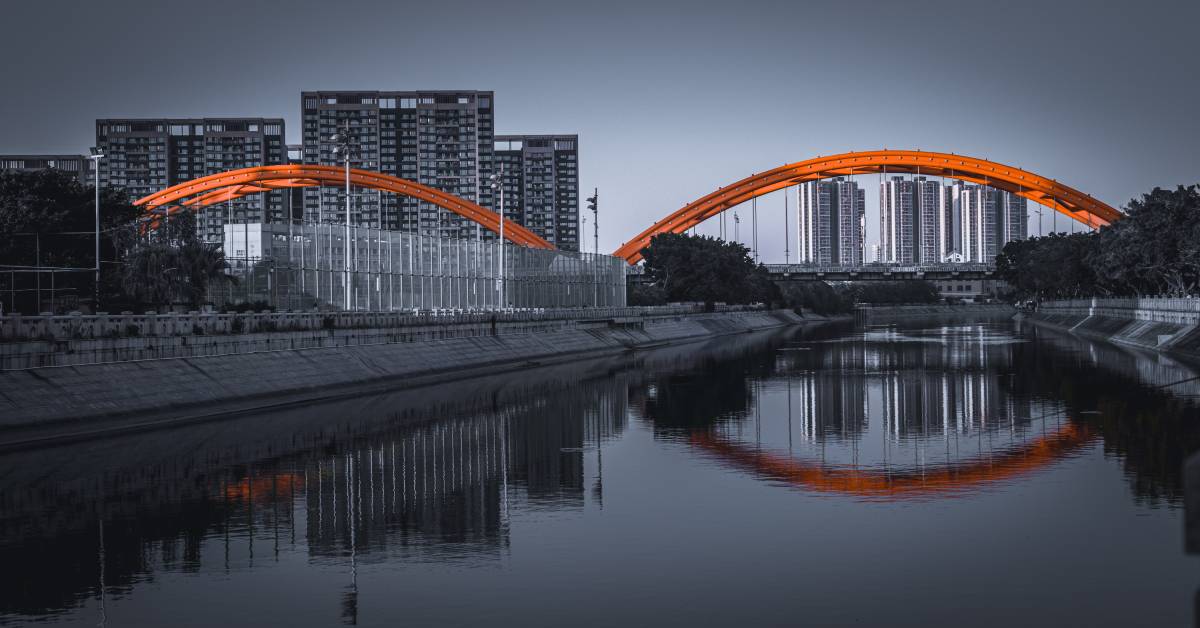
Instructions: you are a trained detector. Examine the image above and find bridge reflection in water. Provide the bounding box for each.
[2,319,1200,625]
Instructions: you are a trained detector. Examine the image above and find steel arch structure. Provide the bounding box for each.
[613,150,1123,264]
[134,164,555,250]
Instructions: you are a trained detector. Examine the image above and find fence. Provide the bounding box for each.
[0,304,745,343]
[214,223,626,311]
[1037,297,1200,325]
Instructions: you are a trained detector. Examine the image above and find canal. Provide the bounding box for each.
[2,315,1199,626]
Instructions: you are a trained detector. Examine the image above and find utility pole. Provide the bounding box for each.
[586,188,598,255]
[489,167,506,307]
[87,148,105,310]
[330,121,354,311]
[586,188,599,307]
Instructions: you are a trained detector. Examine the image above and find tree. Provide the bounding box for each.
[997,185,1200,299]
[778,281,853,315]
[115,211,235,310]
[639,233,780,307]
[0,169,139,312]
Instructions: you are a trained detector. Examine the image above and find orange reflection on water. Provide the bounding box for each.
[221,472,304,504]
[689,422,1094,501]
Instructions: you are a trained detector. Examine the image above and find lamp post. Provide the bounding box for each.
[489,167,505,308]
[330,122,353,311]
[87,148,104,309]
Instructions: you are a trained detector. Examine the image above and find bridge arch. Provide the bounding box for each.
[134,164,555,250]
[613,150,1123,263]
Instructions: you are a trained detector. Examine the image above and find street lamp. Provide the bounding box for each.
[330,122,354,311]
[489,167,506,308]
[87,148,104,309]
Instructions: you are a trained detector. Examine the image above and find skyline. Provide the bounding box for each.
[2,0,1197,259]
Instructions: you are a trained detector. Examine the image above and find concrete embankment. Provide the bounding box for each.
[1024,298,1200,359]
[0,308,804,438]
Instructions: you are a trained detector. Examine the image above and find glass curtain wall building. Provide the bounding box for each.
[216,223,626,311]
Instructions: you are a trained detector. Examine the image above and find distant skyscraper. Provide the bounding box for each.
[879,177,913,264]
[494,135,580,251]
[0,155,91,184]
[879,176,940,264]
[948,182,1027,263]
[95,118,287,242]
[797,177,864,266]
[938,183,964,261]
[300,91,494,238]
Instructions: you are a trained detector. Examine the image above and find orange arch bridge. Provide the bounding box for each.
[613,150,1123,264]
[134,164,555,250]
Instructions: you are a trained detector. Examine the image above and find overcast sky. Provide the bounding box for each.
[2,0,1197,258]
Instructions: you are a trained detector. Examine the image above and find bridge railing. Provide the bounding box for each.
[764,263,995,274]
[1038,297,1200,325]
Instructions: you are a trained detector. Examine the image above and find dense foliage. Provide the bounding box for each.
[778,281,854,315]
[996,185,1200,298]
[636,233,780,306]
[846,280,941,304]
[0,169,140,312]
[0,169,232,313]
[115,211,234,310]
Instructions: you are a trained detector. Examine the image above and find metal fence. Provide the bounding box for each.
[212,223,627,311]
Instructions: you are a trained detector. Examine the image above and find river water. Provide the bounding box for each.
[2,316,1200,627]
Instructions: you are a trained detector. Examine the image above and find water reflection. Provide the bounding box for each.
[2,319,1200,626]
[636,321,1200,504]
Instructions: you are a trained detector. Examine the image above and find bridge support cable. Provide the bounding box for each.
[783,183,790,264]
[752,195,758,263]
[613,150,1122,264]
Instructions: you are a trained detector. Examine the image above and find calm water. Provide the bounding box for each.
[3,316,1200,627]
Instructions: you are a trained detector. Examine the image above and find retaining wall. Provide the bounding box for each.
[1027,298,1200,357]
[0,305,723,370]
[0,309,803,431]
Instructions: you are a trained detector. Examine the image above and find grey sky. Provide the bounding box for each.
[2,0,1197,259]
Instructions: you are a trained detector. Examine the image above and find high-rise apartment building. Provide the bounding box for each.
[95,118,287,241]
[797,177,865,266]
[0,155,92,184]
[300,91,494,238]
[945,181,1027,263]
[879,176,940,264]
[938,183,964,261]
[494,135,580,251]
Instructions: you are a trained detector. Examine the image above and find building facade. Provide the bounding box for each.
[95,118,287,242]
[879,177,1027,265]
[953,183,1028,263]
[879,176,941,265]
[494,135,580,252]
[797,177,865,266]
[0,155,92,184]
[300,91,494,239]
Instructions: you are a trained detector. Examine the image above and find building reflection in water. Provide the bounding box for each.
[4,320,1200,625]
[643,324,1087,500]
[0,369,629,624]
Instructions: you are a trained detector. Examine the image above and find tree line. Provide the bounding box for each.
[628,232,941,314]
[0,169,231,314]
[996,185,1200,298]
